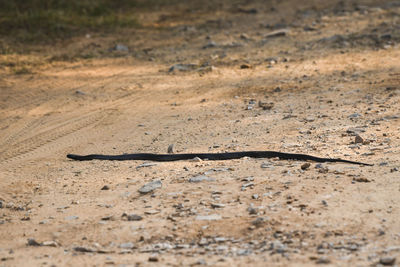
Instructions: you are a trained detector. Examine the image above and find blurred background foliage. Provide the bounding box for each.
[0,0,179,41]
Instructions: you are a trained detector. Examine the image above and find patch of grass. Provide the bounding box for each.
[0,0,182,69]
[0,54,45,74]
[0,0,156,43]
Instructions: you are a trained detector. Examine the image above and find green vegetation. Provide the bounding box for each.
[0,0,181,73]
[0,0,176,42]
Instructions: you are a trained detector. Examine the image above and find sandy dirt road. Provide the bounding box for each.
[0,1,399,266]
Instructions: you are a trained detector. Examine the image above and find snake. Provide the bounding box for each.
[67,151,372,166]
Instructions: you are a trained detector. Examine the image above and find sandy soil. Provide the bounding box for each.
[0,1,400,266]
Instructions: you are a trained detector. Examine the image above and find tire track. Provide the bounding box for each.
[0,87,153,166]
[0,68,132,115]
[0,65,160,167]
[0,111,105,164]
[0,117,45,149]
[0,90,50,115]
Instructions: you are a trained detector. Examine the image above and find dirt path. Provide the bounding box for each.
[0,1,399,266]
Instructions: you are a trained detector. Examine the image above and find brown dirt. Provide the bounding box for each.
[1,1,400,266]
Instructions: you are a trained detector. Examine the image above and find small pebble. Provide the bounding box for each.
[355,135,364,144]
[379,257,396,266]
[27,238,41,246]
[240,33,250,40]
[352,177,371,183]
[138,180,162,194]
[148,255,159,262]
[189,157,202,162]
[270,240,286,253]
[347,127,366,134]
[101,215,114,221]
[136,162,157,169]
[41,241,58,247]
[114,44,129,52]
[301,163,311,170]
[101,185,110,190]
[258,101,274,110]
[247,206,258,215]
[195,214,221,221]
[122,213,143,221]
[252,217,269,227]
[265,57,278,64]
[75,90,86,95]
[74,246,95,253]
[211,203,225,208]
[167,144,175,154]
[261,162,272,168]
[316,256,331,264]
[305,116,315,122]
[264,29,289,38]
[203,41,217,49]
[242,182,254,189]
[169,63,198,72]
[144,210,159,215]
[189,175,216,183]
[348,113,361,119]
